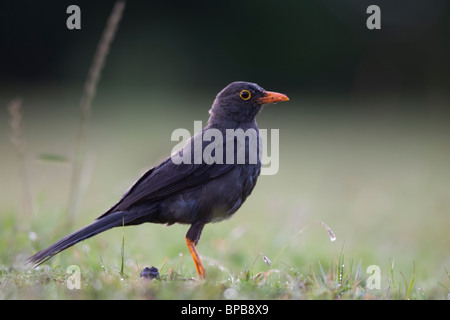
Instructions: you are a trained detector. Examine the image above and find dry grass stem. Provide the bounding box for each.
[8,98,32,218]
[68,0,126,220]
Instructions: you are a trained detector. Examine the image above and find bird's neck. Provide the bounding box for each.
[207,104,262,130]
[207,116,258,131]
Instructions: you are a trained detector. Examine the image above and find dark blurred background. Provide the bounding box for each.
[1,0,449,108]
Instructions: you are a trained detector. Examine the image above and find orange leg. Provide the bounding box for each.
[186,237,206,279]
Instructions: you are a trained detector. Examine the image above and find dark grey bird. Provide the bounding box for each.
[27,81,289,278]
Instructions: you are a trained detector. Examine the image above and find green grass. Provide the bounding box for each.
[0,239,438,299]
[1,87,450,299]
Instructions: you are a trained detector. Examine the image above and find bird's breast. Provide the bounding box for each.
[161,163,260,225]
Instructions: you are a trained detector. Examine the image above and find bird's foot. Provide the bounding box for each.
[185,237,206,279]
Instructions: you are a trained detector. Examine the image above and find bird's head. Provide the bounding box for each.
[208,81,289,127]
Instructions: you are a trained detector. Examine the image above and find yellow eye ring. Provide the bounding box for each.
[240,90,251,101]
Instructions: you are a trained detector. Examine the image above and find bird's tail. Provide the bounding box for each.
[27,211,131,267]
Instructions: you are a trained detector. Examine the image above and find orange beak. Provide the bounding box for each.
[257,91,289,104]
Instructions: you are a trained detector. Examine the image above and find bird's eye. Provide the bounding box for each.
[240,90,251,101]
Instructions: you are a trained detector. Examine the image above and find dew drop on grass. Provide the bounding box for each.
[263,256,272,267]
[320,222,336,242]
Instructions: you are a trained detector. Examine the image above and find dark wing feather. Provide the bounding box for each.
[98,156,235,218]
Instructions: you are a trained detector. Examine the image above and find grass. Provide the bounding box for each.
[0,239,433,300]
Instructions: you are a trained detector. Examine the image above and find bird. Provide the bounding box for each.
[27,81,289,278]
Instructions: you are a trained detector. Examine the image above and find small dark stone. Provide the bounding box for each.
[140,266,159,279]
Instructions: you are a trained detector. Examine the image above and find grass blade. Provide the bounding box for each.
[318,260,327,287]
[406,262,416,300]
[389,258,396,290]
[120,217,125,278]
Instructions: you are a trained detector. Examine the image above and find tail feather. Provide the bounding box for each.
[27,211,129,266]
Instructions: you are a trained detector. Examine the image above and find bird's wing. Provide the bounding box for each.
[98,156,236,218]
[98,126,262,219]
